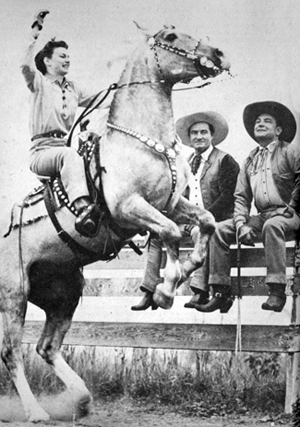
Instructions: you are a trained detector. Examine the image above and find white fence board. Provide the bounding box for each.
[26,296,292,326]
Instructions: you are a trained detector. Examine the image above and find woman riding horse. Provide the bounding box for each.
[0,18,230,422]
[22,10,110,237]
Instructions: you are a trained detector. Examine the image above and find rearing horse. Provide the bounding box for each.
[0,25,230,422]
[103,25,230,308]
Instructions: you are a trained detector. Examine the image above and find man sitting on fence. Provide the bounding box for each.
[193,101,300,314]
[131,111,239,311]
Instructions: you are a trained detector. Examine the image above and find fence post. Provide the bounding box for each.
[285,242,300,413]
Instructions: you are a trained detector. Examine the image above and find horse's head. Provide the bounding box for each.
[136,24,230,84]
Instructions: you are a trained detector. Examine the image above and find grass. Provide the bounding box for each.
[0,345,287,417]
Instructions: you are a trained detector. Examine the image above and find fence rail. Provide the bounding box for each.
[23,239,300,413]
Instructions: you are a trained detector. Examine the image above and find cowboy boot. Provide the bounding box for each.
[184,289,209,309]
[131,290,158,311]
[261,284,287,312]
[193,285,234,313]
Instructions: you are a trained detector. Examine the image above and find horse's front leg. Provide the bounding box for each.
[168,195,216,285]
[114,196,183,309]
[32,270,92,419]
[1,301,50,422]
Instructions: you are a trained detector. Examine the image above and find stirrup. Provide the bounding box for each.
[75,204,100,238]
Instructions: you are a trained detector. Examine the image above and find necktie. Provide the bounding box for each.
[191,154,202,175]
[252,148,267,174]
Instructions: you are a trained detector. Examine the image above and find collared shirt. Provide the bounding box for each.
[250,141,284,211]
[21,37,110,146]
[188,144,214,207]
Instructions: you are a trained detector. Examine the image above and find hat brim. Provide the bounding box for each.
[243,101,297,143]
[176,111,229,147]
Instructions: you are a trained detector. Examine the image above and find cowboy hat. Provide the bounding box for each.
[176,111,229,147]
[243,101,297,143]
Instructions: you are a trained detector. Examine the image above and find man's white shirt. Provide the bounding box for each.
[188,144,214,208]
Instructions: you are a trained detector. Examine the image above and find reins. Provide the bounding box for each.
[67,84,116,147]
[69,32,232,145]
[69,77,215,145]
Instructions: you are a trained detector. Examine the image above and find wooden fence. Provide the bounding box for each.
[23,237,300,413]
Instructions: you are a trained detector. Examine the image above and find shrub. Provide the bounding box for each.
[0,345,287,417]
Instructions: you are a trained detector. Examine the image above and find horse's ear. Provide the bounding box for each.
[133,21,153,38]
[133,21,175,39]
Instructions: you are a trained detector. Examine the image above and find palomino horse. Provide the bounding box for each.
[0,25,230,421]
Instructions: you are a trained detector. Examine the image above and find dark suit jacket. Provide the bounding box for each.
[186,147,240,222]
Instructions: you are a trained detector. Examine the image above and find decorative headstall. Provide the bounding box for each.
[105,33,223,213]
[147,36,222,81]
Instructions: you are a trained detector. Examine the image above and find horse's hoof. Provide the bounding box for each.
[28,407,50,422]
[153,286,174,310]
[74,394,92,418]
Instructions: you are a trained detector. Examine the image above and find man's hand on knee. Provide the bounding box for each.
[238,224,256,246]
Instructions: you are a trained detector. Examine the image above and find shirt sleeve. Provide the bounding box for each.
[233,157,253,226]
[20,36,41,92]
[287,144,300,210]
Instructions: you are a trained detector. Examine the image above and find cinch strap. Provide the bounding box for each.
[31,130,67,142]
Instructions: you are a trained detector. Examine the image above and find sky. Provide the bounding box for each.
[1,0,300,212]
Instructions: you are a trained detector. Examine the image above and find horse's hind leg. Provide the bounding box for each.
[30,267,91,417]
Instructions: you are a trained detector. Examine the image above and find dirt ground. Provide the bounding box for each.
[0,397,293,427]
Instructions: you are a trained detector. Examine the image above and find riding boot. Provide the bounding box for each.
[193,285,234,313]
[184,289,209,309]
[73,197,100,238]
[261,284,286,312]
[131,290,158,311]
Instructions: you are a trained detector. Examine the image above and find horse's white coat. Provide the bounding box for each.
[14,363,50,422]
[0,26,230,421]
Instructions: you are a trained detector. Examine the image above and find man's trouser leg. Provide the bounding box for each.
[262,212,300,285]
[140,237,164,293]
[190,253,209,292]
[131,237,163,310]
[208,219,237,287]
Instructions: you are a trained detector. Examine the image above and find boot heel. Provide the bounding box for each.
[219,298,233,313]
[131,291,155,311]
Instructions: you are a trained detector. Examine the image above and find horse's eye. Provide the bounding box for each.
[165,33,177,42]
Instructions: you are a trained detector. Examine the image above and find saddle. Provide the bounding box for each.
[42,131,142,260]
[4,131,142,260]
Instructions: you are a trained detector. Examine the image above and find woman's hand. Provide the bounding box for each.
[31,9,49,39]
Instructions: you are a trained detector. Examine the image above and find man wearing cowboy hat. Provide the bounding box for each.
[194,101,300,314]
[131,111,239,311]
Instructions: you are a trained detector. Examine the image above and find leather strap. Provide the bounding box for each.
[32,130,67,142]
[90,140,143,256]
[43,183,99,261]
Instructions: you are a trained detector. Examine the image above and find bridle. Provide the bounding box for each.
[148,35,222,82]
[106,34,223,212]
[71,32,226,214]
[70,32,224,144]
